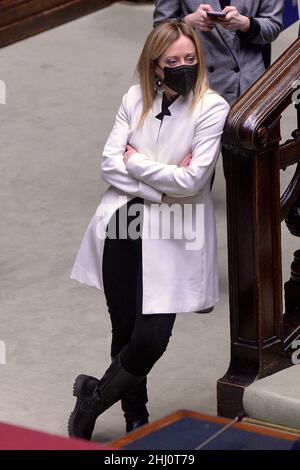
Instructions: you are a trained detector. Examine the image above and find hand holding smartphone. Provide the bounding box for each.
[206,11,227,19]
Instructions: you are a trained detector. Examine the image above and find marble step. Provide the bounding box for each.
[243,365,300,430]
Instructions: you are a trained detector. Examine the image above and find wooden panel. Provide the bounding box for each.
[0,0,116,47]
[0,1,29,11]
[0,1,66,26]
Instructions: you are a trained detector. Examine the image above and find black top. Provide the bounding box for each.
[219,0,230,9]
[155,93,179,121]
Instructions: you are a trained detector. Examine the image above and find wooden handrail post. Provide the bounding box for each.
[217,37,300,418]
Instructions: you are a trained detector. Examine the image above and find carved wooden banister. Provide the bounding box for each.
[217,36,300,418]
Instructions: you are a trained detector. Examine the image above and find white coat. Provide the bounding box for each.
[71,85,230,314]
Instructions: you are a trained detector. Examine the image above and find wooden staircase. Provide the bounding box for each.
[217,35,300,418]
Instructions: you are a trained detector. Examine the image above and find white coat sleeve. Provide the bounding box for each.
[101,93,163,203]
[125,97,230,198]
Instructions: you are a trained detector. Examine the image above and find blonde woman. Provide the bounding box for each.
[69,21,229,440]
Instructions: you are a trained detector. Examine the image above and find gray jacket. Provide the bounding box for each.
[154,0,284,103]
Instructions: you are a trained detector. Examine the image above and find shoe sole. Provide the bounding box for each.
[195,307,214,314]
[68,374,93,438]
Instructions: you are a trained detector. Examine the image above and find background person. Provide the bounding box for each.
[154,1,284,103]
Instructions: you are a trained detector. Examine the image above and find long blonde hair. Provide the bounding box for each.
[137,21,209,126]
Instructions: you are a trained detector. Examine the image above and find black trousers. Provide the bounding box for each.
[102,198,176,377]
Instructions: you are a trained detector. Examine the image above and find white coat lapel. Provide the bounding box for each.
[151,90,163,118]
[165,93,193,116]
[151,91,192,119]
[149,92,193,153]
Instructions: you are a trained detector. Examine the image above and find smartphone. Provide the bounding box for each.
[206,11,227,18]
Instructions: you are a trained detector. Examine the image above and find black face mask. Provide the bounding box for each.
[159,64,198,97]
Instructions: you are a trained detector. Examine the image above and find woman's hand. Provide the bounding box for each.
[217,6,250,32]
[178,153,192,168]
[123,144,137,164]
[184,4,217,32]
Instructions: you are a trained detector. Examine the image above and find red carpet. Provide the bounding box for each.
[0,421,112,450]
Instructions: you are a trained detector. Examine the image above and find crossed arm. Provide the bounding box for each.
[123,99,230,198]
[101,93,163,203]
[101,91,229,200]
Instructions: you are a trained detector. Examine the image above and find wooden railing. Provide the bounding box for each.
[217,36,300,418]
